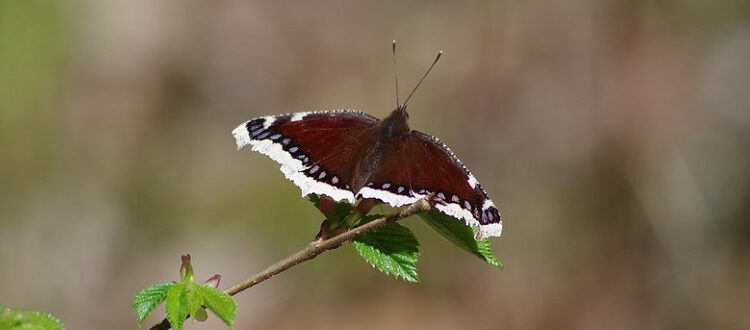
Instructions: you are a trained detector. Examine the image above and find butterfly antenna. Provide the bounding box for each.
[402,50,443,108]
[392,40,400,109]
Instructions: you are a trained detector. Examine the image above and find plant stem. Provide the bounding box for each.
[148,198,431,330]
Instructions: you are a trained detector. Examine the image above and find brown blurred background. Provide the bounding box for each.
[2,0,750,329]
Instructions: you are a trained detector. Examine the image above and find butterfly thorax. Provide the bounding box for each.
[350,108,411,191]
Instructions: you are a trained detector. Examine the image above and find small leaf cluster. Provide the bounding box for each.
[133,255,237,329]
[310,195,502,282]
[0,306,64,330]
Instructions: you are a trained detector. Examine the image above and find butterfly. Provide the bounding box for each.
[232,44,502,239]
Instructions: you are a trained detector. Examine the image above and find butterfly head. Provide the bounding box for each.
[381,105,411,139]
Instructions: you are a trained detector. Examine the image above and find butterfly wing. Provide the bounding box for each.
[233,110,379,203]
[357,130,502,238]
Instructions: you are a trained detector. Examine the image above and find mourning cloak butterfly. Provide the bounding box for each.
[232,45,502,239]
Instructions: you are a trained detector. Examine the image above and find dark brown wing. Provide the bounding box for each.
[357,130,502,238]
[233,110,379,203]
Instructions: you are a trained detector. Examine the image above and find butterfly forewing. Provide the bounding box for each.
[233,110,379,203]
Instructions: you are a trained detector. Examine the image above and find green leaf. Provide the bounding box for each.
[306,194,320,206]
[353,223,420,282]
[333,199,354,219]
[133,281,173,325]
[165,284,189,330]
[186,284,204,322]
[308,194,354,228]
[419,210,502,268]
[0,306,64,330]
[196,285,237,327]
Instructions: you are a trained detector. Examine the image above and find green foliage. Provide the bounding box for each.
[311,194,502,281]
[186,285,204,322]
[308,194,357,228]
[353,223,421,282]
[419,210,502,267]
[307,194,320,206]
[133,282,172,325]
[130,199,503,329]
[0,306,64,330]
[132,255,237,329]
[196,285,237,327]
[165,284,189,330]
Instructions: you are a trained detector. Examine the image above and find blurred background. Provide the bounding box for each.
[1,0,750,329]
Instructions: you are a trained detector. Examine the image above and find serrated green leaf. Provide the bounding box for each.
[185,283,205,323]
[0,305,64,330]
[419,210,502,267]
[353,223,420,282]
[165,284,189,330]
[196,285,237,327]
[133,281,173,325]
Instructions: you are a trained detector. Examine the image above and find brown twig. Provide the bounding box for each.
[148,198,431,330]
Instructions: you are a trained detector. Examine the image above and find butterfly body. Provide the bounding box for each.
[348,107,410,191]
[233,107,502,239]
